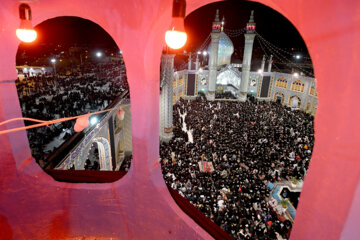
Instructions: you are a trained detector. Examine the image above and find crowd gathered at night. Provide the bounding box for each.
[160,97,314,239]
[16,61,129,166]
[16,57,315,239]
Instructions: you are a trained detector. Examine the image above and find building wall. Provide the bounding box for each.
[179,69,318,115]
[173,70,187,104]
[269,72,318,115]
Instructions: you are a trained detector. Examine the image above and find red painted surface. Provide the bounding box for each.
[0,0,359,239]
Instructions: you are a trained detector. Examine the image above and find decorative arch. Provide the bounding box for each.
[274,91,285,103]
[76,137,112,170]
[93,137,112,170]
[288,95,301,109]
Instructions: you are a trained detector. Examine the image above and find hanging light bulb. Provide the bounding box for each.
[165,0,187,49]
[16,3,37,43]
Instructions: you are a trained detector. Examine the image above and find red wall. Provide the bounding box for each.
[0,0,359,239]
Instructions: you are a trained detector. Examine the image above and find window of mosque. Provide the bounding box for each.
[15,16,132,182]
[291,80,305,92]
[275,77,288,89]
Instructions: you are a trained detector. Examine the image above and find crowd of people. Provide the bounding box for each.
[160,97,314,239]
[16,61,129,167]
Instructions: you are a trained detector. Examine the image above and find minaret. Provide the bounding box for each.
[267,54,273,72]
[261,55,266,72]
[159,54,175,142]
[188,52,192,70]
[195,54,200,70]
[207,9,221,101]
[239,10,256,101]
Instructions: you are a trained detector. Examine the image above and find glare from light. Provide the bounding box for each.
[197,51,202,55]
[202,51,207,56]
[293,73,299,77]
[16,29,37,43]
[90,117,98,125]
[96,52,102,58]
[165,30,187,49]
[295,54,301,59]
[257,69,263,74]
[199,68,203,72]
[51,58,56,63]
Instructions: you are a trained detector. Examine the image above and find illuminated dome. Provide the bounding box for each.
[208,31,234,66]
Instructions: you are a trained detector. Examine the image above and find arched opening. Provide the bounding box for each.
[15,16,132,182]
[289,95,301,109]
[160,1,317,239]
[274,91,285,104]
[84,142,100,170]
[82,137,111,170]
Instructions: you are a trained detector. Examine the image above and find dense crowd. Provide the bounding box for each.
[16,61,129,167]
[160,97,314,239]
[215,91,237,99]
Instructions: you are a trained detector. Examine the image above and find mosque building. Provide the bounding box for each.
[162,10,318,127]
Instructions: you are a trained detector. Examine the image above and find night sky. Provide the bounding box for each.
[32,17,117,47]
[185,1,308,53]
[17,1,310,69]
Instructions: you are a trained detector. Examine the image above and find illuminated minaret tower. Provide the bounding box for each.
[159,54,175,142]
[207,9,221,101]
[239,10,256,101]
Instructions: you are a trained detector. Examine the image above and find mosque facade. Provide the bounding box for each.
[167,10,318,116]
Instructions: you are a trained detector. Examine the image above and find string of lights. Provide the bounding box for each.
[223,28,245,37]
[255,31,312,60]
[176,34,211,70]
[257,36,314,76]
[256,37,281,72]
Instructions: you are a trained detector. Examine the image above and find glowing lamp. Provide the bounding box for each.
[74,114,90,132]
[16,4,37,43]
[116,108,125,120]
[90,116,98,126]
[165,0,187,49]
[165,18,187,49]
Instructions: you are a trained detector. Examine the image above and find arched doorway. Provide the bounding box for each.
[289,95,301,109]
[87,137,112,170]
[274,92,285,104]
